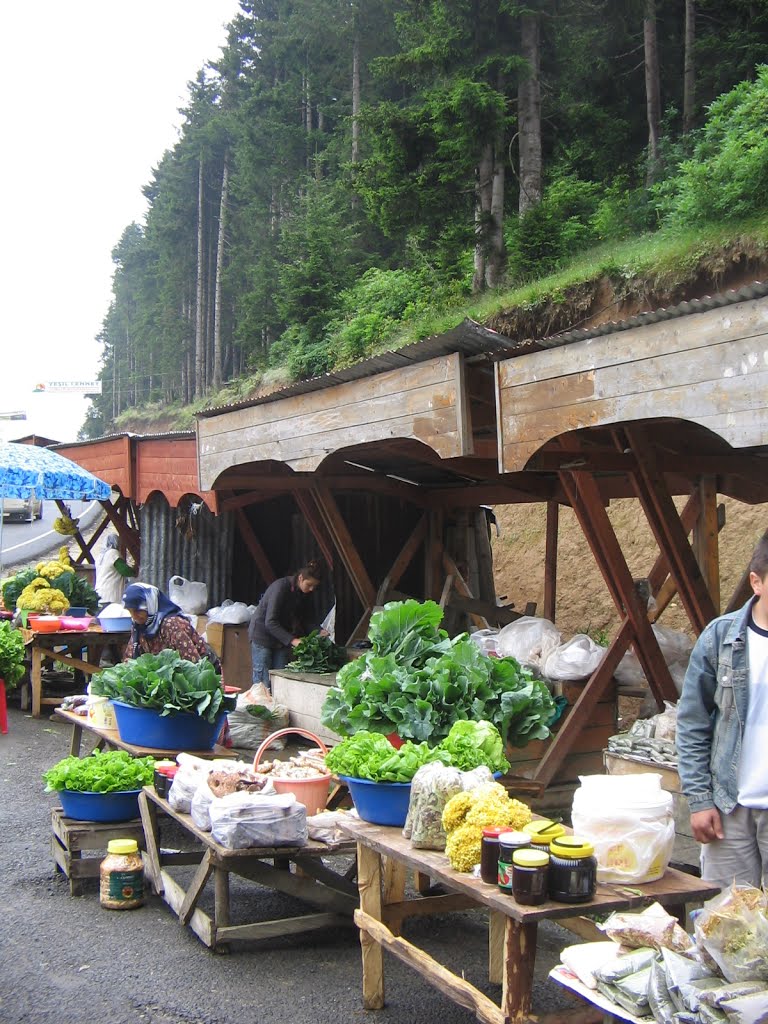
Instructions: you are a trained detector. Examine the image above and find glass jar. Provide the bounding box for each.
[153,760,176,798]
[480,827,507,884]
[100,839,144,910]
[511,849,550,906]
[548,836,597,903]
[497,831,532,892]
[523,819,566,854]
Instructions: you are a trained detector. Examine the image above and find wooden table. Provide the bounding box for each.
[54,707,236,760]
[27,627,123,718]
[341,818,719,1024]
[139,786,358,950]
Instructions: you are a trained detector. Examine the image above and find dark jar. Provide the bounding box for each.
[511,849,550,906]
[480,827,507,885]
[548,836,597,904]
[497,831,532,892]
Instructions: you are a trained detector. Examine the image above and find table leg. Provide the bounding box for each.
[488,910,505,985]
[138,791,164,896]
[383,856,407,937]
[31,647,43,719]
[358,841,384,1010]
[69,721,83,757]
[502,918,537,1024]
[214,866,231,953]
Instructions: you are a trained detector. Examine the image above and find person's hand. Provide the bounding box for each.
[690,808,724,843]
[290,637,302,648]
[318,628,329,638]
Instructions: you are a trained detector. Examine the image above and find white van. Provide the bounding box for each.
[2,494,43,522]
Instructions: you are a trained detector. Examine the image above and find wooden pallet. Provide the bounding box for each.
[51,808,145,896]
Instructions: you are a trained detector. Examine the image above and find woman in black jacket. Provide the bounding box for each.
[248,559,323,689]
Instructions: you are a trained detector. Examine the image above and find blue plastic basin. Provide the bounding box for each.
[59,788,141,822]
[112,700,226,751]
[339,776,412,827]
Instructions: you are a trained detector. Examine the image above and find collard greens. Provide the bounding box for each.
[90,650,234,723]
[321,600,555,748]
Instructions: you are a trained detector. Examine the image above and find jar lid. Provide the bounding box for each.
[523,820,565,843]
[482,827,507,838]
[512,849,549,868]
[154,760,176,769]
[549,836,594,859]
[158,765,179,777]
[107,839,139,855]
[498,831,531,851]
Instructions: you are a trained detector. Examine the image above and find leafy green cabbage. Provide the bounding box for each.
[43,749,155,793]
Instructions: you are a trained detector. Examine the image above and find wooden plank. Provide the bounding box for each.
[453,352,473,457]
[693,476,720,614]
[544,500,559,622]
[488,910,505,986]
[358,842,385,1010]
[382,856,408,937]
[157,869,214,948]
[294,490,336,572]
[312,483,377,609]
[178,850,214,925]
[230,859,357,914]
[441,549,488,629]
[214,867,230,935]
[217,913,348,944]
[375,513,428,604]
[382,893,476,924]
[502,917,538,1023]
[235,510,276,585]
[355,909,505,1024]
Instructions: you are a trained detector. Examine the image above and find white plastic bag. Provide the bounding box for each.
[571,774,675,884]
[544,634,606,681]
[209,791,307,849]
[306,810,351,846]
[205,600,255,625]
[496,616,561,670]
[560,942,620,989]
[168,755,210,814]
[615,625,694,692]
[168,575,209,616]
[469,628,500,657]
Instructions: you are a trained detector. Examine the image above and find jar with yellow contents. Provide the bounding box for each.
[100,839,145,910]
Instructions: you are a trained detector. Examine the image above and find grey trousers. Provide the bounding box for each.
[700,804,768,890]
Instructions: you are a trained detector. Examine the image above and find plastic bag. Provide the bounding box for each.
[560,942,619,990]
[168,575,209,616]
[654,702,678,743]
[661,948,719,1012]
[600,903,693,953]
[543,634,606,681]
[307,810,351,846]
[191,766,275,831]
[403,763,464,849]
[595,948,657,983]
[470,628,500,657]
[720,991,768,1024]
[700,984,768,1010]
[209,791,307,849]
[496,616,561,671]
[227,686,289,751]
[168,755,210,814]
[650,954,677,1024]
[205,600,256,625]
[596,966,652,1016]
[695,885,768,984]
[615,626,693,693]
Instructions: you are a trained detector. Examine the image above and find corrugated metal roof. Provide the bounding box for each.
[51,430,196,449]
[197,281,768,420]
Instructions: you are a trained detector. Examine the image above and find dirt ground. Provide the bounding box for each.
[491,495,768,642]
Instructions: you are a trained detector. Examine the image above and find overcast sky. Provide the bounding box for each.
[0,0,241,444]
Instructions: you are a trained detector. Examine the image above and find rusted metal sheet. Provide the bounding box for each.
[138,495,234,607]
[496,295,768,472]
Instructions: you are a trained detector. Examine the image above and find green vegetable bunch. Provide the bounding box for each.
[90,650,235,723]
[325,731,450,782]
[286,630,347,674]
[321,600,556,748]
[0,621,26,690]
[43,750,155,793]
[438,721,510,773]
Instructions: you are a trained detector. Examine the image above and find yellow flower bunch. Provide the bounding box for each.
[53,515,79,536]
[35,560,70,580]
[442,783,532,873]
[17,578,70,614]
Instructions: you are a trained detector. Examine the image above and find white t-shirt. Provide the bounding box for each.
[737,616,768,808]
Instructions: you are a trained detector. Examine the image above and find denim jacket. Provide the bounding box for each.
[676,597,754,815]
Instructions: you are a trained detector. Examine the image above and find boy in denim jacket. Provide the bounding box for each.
[677,538,768,889]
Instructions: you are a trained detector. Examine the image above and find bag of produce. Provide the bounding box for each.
[543,634,606,681]
[595,948,657,984]
[209,791,307,849]
[191,766,274,831]
[600,903,692,953]
[649,954,677,1024]
[695,885,768,984]
[660,948,719,1012]
[403,763,464,849]
[596,966,652,1016]
[559,942,619,990]
[306,810,351,846]
[718,990,768,1024]
[228,686,290,751]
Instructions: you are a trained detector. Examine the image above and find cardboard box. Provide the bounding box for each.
[206,621,252,691]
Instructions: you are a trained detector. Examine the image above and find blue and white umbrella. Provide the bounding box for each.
[0,442,111,572]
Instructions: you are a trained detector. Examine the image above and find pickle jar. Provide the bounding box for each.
[511,849,550,906]
[100,839,144,910]
[548,836,597,904]
[497,831,532,892]
[523,819,566,854]
[480,827,508,885]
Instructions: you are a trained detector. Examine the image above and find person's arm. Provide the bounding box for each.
[676,625,723,842]
[113,557,135,578]
[262,581,296,648]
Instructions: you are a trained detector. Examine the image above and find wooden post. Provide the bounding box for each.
[235,510,276,585]
[543,500,559,622]
[501,918,538,1023]
[488,910,505,985]
[382,856,407,937]
[357,842,384,1010]
[693,475,720,615]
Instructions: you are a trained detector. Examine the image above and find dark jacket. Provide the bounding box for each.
[248,575,313,649]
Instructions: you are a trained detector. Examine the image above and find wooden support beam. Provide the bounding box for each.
[647,492,700,594]
[294,490,335,572]
[98,498,141,562]
[693,475,721,615]
[357,843,384,1010]
[235,510,276,586]
[544,500,559,622]
[179,850,214,925]
[426,509,444,602]
[624,427,718,634]
[312,484,377,609]
[375,513,428,605]
[502,918,538,1024]
[441,550,489,629]
[559,468,677,708]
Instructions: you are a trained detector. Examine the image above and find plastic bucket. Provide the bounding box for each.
[59,789,141,822]
[339,776,412,827]
[253,728,330,816]
[112,700,226,750]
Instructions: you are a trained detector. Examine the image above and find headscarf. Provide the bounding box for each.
[122,582,182,649]
[105,533,120,551]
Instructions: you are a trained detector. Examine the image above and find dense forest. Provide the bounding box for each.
[82,0,768,438]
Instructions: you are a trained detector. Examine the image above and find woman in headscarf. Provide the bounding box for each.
[122,582,209,663]
[95,533,135,606]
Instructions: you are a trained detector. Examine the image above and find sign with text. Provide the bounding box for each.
[33,380,102,394]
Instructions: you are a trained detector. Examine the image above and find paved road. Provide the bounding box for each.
[1,499,99,570]
[0,707,575,1024]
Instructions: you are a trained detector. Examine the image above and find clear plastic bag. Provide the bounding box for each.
[650,954,677,1024]
[469,628,500,657]
[695,885,768,984]
[595,948,657,984]
[168,575,208,615]
[654,701,678,743]
[661,948,719,1012]
[543,634,606,681]
[209,791,307,849]
[596,966,652,1016]
[600,903,693,953]
[720,990,768,1024]
[306,810,351,846]
[168,756,210,814]
[496,616,561,671]
[403,763,464,849]
[205,600,256,625]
